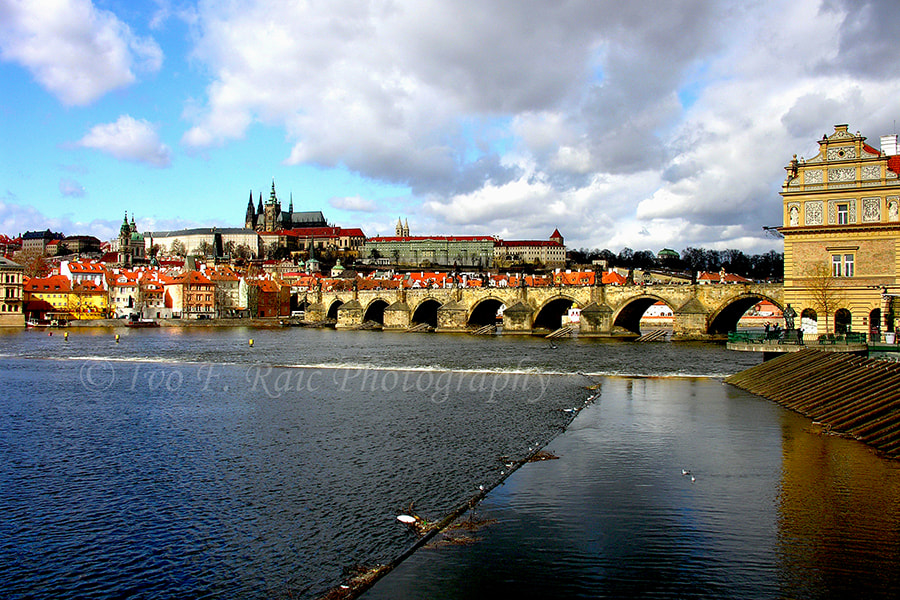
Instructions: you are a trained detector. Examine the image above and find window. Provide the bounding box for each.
[832,254,854,277]
[843,254,854,277]
[837,203,849,225]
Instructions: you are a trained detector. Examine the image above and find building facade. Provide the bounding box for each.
[0,257,24,326]
[21,230,64,255]
[781,123,900,336]
[494,229,566,268]
[146,228,260,258]
[361,235,496,268]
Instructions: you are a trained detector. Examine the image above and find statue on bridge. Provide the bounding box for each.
[783,303,796,330]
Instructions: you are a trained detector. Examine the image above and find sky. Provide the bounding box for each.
[2,0,900,254]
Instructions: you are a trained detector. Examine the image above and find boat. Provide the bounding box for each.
[125,319,160,328]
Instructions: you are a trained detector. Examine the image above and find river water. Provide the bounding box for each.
[1,327,898,599]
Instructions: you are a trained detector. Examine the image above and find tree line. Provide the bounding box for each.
[567,247,784,282]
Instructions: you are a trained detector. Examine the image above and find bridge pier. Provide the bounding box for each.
[436,300,468,333]
[501,302,534,335]
[383,301,411,330]
[335,299,364,329]
[578,302,613,337]
[305,301,327,323]
[672,298,711,339]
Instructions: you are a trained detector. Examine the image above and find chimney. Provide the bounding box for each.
[881,134,899,156]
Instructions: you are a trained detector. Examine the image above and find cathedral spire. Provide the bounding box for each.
[289,192,293,213]
[246,190,256,228]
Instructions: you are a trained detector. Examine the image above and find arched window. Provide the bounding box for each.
[870,308,881,334]
[800,308,818,334]
[835,308,852,335]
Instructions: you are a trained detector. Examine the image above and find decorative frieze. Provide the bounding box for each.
[828,167,855,182]
[862,197,881,222]
[862,165,881,180]
[804,169,823,184]
[805,201,824,225]
[827,146,856,161]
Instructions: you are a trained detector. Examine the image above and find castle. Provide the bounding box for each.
[245,180,328,232]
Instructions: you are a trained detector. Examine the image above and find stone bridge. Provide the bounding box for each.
[300,282,783,339]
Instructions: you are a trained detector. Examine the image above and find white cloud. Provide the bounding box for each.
[0,0,162,106]
[59,178,85,197]
[329,196,377,213]
[77,115,172,167]
[174,0,900,252]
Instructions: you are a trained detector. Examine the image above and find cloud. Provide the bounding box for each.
[329,196,378,212]
[175,0,900,252]
[0,0,162,106]
[0,197,230,241]
[59,178,85,197]
[77,115,172,167]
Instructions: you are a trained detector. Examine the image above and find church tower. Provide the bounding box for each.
[263,179,281,232]
[395,218,410,237]
[245,190,256,229]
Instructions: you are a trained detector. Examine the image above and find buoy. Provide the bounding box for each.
[249,339,254,346]
[64,332,68,340]
[115,334,120,343]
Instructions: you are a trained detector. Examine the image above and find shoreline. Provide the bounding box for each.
[62,317,288,328]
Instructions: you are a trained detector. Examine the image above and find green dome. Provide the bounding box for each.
[131,231,144,242]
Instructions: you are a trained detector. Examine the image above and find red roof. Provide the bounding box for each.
[889,155,900,176]
[602,271,626,285]
[25,275,71,292]
[497,240,563,247]
[368,235,494,242]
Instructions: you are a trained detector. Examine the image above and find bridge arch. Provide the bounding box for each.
[363,298,389,325]
[532,295,577,332]
[468,297,504,327]
[707,294,783,335]
[411,298,441,328]
[612,295,672,335]
[326,299,343,320]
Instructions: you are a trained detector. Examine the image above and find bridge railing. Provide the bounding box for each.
[728,331,869,345]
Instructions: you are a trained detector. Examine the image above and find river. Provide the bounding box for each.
[1,327,898,599]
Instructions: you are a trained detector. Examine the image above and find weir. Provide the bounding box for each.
[725,349,900,459]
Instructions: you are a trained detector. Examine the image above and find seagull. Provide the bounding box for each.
[549,342,558,349]
[691,475,696,483]
[681,469,691,476]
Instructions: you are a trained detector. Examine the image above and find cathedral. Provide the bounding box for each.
[244,180,328,232]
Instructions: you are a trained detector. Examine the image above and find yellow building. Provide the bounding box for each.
[781,124,900,337]
[0,257,25,326]
[24,275,110,321]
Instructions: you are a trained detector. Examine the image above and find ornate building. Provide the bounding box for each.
[780,124,900,336]
[0,256,24,327]
[494,229,566,268]
[117,213,146,266]
[245,180,328,232]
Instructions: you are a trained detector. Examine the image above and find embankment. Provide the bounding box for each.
[65,317,286,328]
[725,349,900,459]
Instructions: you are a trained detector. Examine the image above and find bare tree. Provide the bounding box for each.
[13,249,51,278]
[805,262,845,335]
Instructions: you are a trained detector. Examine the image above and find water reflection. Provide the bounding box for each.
[366,378,900,600]
[777,413,900,599]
